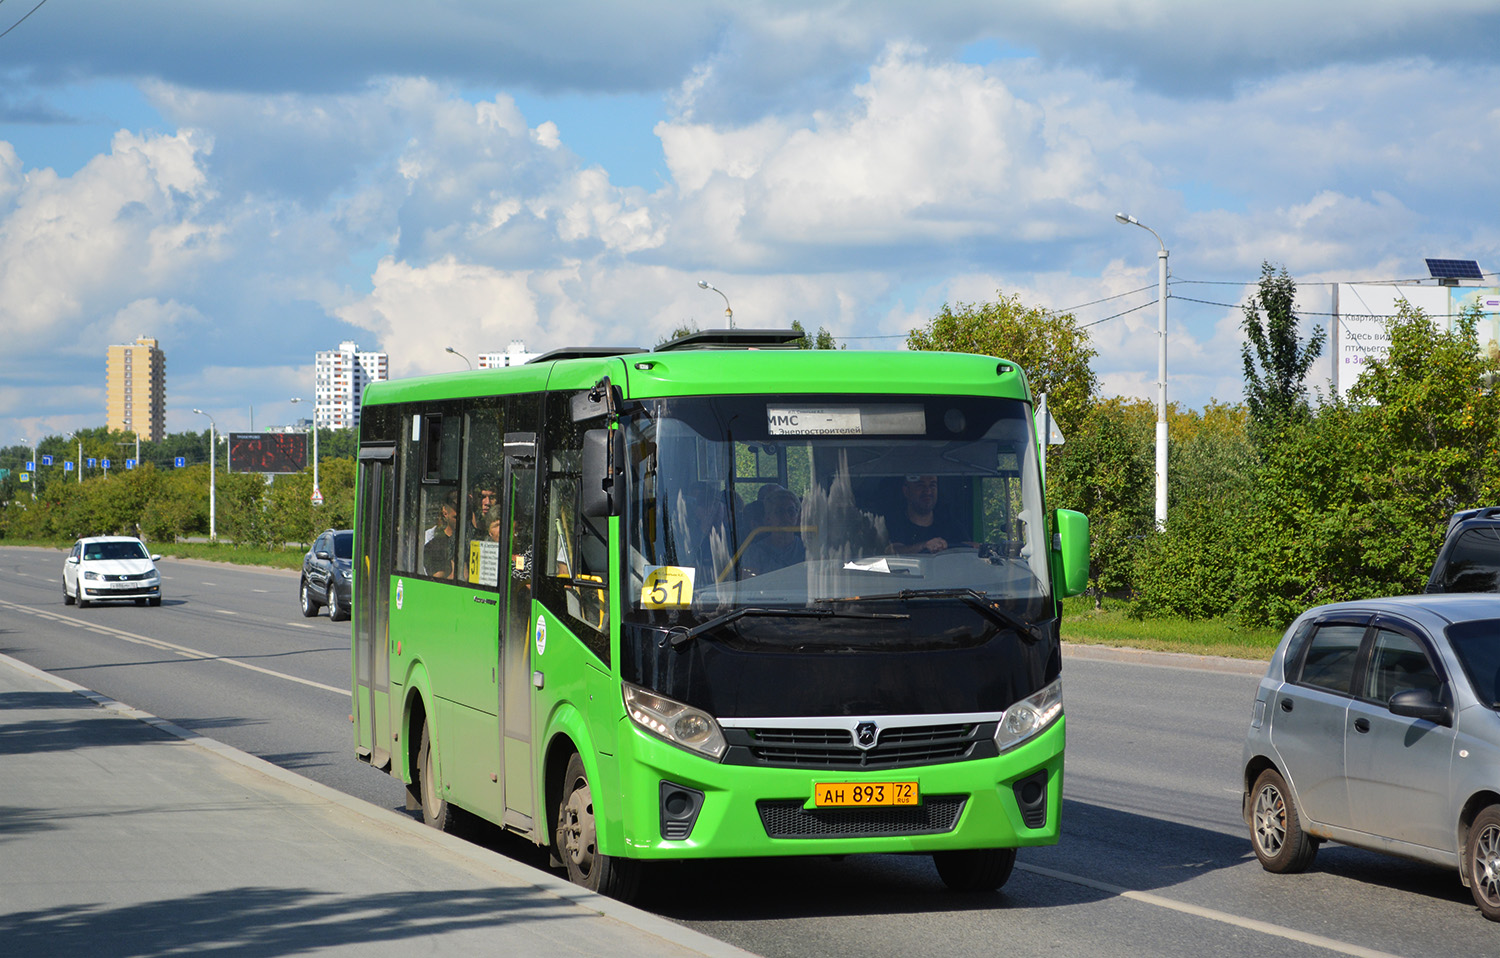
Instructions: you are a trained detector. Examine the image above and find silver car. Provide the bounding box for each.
[1242,594,1500,919]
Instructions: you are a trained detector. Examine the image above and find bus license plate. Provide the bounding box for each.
[813,782,919,807]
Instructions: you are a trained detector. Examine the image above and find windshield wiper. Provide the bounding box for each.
[668,607,908,648]
[820,588,1043,644]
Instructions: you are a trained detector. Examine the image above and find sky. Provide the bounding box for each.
[3,0,1499,445]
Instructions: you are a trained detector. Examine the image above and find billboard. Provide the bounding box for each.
[1332,284,1500,395]
[229,432,308,474]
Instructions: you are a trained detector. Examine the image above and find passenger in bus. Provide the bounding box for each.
[423,489,460,579]
[886,475,970,554]
[740,484,805,575]
[468,475,499,541]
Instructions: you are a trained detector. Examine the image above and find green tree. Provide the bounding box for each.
[908,291,1098,439]
[790,319,840,350]
[1048,397,1154,604]
[1235,301,1500,626]
[1241,263,1324,445]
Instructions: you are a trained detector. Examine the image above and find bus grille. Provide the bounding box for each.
[725,722,995,770]
[756,796,966,839]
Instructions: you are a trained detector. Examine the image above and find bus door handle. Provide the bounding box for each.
[533,671,545,689]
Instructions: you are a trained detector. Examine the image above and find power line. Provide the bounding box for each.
[0,0,51,40]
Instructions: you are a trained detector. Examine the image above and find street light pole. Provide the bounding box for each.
[445,346,472,369]
[289,398,321,506]
[192,408,217,542]
[697,280,733,329]
[1115,212,1169,531]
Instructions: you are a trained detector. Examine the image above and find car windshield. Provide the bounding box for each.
[333,531,353,560]
[1445,618,1500,706]
[84,541,148,561]
[622,393,1052,646]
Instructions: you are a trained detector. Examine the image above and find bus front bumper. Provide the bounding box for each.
[609,716,1065,860]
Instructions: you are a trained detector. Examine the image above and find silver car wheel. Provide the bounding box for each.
[1253,782,1287,857]
[1475,823,1500,907]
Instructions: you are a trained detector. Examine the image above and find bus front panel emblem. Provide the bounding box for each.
[855,722,879,750]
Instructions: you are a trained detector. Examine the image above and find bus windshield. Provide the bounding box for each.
[623,393,1051,649]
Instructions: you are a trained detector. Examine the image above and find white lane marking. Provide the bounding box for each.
[0,597,347,696]
[1019,863,1405,958]
[252,589,272,593]
[216,609,239,615]
[286,623,316,629]
[201,582,217,586]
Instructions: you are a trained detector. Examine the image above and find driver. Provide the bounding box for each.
[886,475,970,554]
[740,484,805,575]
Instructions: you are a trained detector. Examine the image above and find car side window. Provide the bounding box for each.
[1294,623,1366,694]
[1362,628,1442,703]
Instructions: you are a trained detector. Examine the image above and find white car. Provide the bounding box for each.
[63,536,162,607]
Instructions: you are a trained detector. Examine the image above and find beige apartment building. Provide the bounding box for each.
[106,337,167,442]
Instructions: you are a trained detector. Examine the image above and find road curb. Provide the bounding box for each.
[1062,641,1267,675]
[0,651,758,958]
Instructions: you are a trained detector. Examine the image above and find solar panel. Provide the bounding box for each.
[1426,258,1484,280]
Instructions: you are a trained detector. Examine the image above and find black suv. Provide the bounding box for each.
[1425,508,1500,594]
[300,529,353,621]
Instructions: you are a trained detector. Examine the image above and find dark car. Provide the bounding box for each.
[1426,507,1500,594]
[300,529,353,621]
[1242,594,1500,920]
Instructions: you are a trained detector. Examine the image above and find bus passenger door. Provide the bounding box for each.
[500,432,538,833]
[355,445,396,769]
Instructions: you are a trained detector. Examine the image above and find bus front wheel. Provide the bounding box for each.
[417,722,458,833]
[933,847,1016,892]
[555,752,640,901]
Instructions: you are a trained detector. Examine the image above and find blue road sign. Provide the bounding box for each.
[19,472,29,483]
[126,459,136,470]
[41,455,53,466]
[87,458,97,468]
[64,461,73,472]
[25,460,34,471]
[174,457,186,468]
[102,459,111,469]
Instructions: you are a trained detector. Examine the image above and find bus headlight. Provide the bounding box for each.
[994,679,1062,752]
[624,683,727,760]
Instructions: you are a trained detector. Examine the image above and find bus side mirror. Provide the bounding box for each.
[581,428,622,518]
[1050,509,1089,598]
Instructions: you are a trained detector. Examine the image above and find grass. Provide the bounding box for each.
[1060,595,1282,661]
[4,537,1281,660]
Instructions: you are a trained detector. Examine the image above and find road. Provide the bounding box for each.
[1,545,1494,957]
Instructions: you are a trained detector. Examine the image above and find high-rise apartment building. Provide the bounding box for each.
[106,337,167,441]
[315,341,388,429]
[477,341,537,368]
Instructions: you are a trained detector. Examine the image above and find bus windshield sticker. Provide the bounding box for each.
[641,565,695,609]
[468,540,500,587]
[767,404,925,436]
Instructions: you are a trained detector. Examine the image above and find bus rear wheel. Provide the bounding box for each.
[556,752,640,901]
[933,847,1017,892]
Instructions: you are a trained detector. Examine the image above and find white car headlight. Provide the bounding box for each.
[83,571,100,580]
[994,679,1063,752]
[624,683,727,760]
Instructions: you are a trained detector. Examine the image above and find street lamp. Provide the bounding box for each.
[1115,211,1169,531]
[697,280,733,329]
[192,408,217,542]
[445,346,472,369]
[288,398,322,506]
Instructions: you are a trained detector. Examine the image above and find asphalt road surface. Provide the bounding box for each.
[2,545,1495,957]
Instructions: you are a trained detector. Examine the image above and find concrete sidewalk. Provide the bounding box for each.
[0,653,756,958]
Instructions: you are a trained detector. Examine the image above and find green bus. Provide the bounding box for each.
[351,329,1088,900]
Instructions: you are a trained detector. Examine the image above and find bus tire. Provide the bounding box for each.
[556,752,640,901]
[417,721,459,833]
[933,847,1016,892]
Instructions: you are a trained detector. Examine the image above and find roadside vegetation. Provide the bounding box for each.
[5,266,1497,658]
